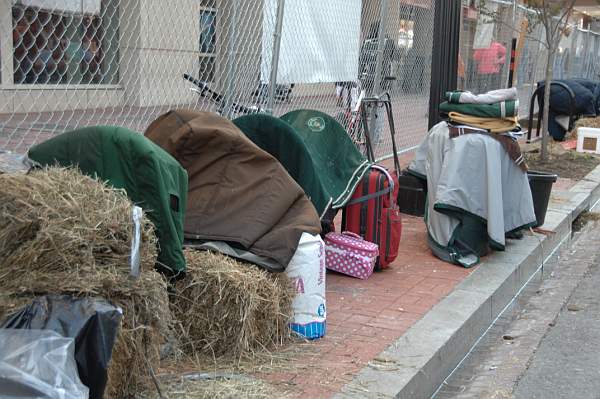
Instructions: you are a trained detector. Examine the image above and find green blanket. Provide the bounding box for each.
[439,100,518,118]
[233,114,332,218]
[280,110,371,210]
[28,126,188,276]
[236,110,370,214]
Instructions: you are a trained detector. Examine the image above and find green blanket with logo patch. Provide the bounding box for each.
[234,110,371,218]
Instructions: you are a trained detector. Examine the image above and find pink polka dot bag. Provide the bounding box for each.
[324,231,379,280]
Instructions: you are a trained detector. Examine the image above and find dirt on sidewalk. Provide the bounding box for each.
[524,145,600,180]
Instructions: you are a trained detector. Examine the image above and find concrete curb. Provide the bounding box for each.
[334,164,600,399]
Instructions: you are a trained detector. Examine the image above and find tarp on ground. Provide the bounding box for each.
[28,125,188,276]
[0,329,88,399]
[278,109,371,210]
[0,151,33,174]
[1,295,122,399]
[234,112,365,218]
[408,122,536,267]
[144,109,321,272]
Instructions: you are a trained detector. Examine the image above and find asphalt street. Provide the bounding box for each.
[435,216,600,399]
[513,243,600,399]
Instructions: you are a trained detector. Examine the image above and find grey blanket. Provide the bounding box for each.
[409,122,536,266]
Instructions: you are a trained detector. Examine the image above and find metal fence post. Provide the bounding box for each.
[512,0,517,25]
[428,0,461,129]
[222,0,240,119]
[527,25,543,103]
[371,0,389,97]
[0,1,14,85]
[266,0,286,115]
[364,0,390,148]
[507,0,517,87]
[590,32,600,80]
[583,30,591,79]
[567,28,578,79]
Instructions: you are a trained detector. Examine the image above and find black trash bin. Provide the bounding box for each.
[528,170,558,227]
[397,170,427,217]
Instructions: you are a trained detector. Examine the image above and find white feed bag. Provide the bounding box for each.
[286,232,326,339]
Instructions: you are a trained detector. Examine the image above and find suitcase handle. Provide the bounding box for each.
[346,165,395,206]
[342,231,363,240]
[371,165,395,203]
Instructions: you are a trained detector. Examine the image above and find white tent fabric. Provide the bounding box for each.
[16,0,101,14]
[473,2,497,50]
[261,0,361,84]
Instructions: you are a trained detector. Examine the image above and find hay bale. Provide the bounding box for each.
[0,167,172,398]
[171,249,294,359]
[575,116,600,131]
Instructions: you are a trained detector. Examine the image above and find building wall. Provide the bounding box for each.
[135,0,203,107]
[213,0,264,105]
[0,0,126,113]
[119,0,141,107]
[0,0,225,112]
[0,0,267,112]
[0,0,432,114]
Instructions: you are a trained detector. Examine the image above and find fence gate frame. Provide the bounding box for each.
[428,0,462,130]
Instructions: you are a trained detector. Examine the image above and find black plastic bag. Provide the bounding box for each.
[1,295,122,399]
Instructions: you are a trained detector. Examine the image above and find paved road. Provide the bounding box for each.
[514,249,600,399]
[435,215,600,399]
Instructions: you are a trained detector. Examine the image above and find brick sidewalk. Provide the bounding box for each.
[257,153,581,397]
[262,178,580,398]
[259,214,475,398]
[0,92,429,159]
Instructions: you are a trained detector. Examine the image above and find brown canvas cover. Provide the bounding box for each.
[144,109,321,272]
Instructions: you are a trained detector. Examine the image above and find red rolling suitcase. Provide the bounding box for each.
[341,165,401,270]
[341,94,402,271]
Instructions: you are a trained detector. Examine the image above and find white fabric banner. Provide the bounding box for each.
[15,0,101,14]
[473,3,497,50]
[261,0,361,84]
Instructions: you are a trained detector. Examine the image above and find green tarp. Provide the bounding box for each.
[28,125,188,276]
[234,110,370,217]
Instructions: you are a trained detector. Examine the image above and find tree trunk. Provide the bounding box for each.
[540,45,556,162]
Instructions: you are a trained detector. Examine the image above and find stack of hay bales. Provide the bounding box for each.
[0,166,299,397]
[171,249,295,359]
[0,167,172,398]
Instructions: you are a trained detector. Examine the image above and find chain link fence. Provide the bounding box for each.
[459,0,600,121]
[0,0,435,160]
[0,0,598,158]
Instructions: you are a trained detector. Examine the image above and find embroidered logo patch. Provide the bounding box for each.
[307,116,326,132]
